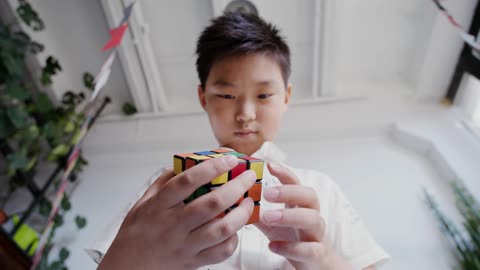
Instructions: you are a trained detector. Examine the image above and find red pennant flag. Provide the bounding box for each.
[102,23,129,51]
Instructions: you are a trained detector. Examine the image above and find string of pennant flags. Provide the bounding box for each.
[30,2,136,269]
[432,0,480,52]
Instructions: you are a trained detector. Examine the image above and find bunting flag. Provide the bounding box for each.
[101,23,129,51]
[30,2,136,269]
[90,51,116,102]
[101,1,134,51]
[431,0,480,52]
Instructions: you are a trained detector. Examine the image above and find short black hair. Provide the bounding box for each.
[195,12,291,90]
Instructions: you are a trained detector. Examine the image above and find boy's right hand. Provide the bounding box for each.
[98,155,256,270]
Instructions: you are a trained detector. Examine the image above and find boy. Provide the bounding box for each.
[91,12,389,269]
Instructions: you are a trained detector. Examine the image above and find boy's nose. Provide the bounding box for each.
[235,100,256,122]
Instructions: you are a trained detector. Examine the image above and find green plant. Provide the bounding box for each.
[424,182,480,269]
[122,101,137,116]
[1,0,93,269]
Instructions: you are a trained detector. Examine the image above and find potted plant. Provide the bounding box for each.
[424,182,480,269]
[1,0,94,268]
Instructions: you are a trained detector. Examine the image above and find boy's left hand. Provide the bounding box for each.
[255,162,351,270]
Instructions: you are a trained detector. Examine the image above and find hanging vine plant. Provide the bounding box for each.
[1,0,96,269]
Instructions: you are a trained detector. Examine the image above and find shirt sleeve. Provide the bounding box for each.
[84,167,168,265]
[297,169,390,270]
[327,177,390,269]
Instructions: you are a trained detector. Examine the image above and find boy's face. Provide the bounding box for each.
[198,53,291,156]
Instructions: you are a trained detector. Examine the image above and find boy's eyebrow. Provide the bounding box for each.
[256,80,274,86]
[211,79,276,88]
[212,79,236,87]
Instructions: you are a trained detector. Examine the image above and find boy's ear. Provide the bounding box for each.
[284,83,292,105]
[198,85,207,110]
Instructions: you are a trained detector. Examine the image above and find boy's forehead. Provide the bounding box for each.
[207,54,284,87]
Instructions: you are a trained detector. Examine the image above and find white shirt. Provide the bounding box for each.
[86,142,389,269]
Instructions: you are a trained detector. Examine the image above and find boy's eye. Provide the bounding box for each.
[258,94,273,99]
[216,94,236,99]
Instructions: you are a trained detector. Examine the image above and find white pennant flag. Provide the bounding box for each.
[90,51,116,102]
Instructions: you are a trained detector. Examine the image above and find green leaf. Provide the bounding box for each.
[6,81,30,100]
[83,72,95,91]
[29,41,44,54]
[41,70,52,85]
[75,215,87,229]
[40,56,62,86]
[61,91,75,106]
[39,200,52,217]
[7,167,16,177]
[44,56,62,74]
[0,110,11,139]
[70,130,82,145]
[59,247,69,262]
[48,260,63,270]
[64,121,75,133]
[24,155,38,171]
[6,151,28,169]
[1,50,22,75]
[16,0,45,31]
[42,121,56,139]
[54,214,63,227]
[6,105,30,128]
[50,144,69,157]
[21,124,40,141]
[122,102,138,116]
[36,93,54,113]
[60,195,71,211]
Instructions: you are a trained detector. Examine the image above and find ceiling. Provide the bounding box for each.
[10,0,438,116]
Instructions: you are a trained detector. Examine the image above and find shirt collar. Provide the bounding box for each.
[251,141,287,163]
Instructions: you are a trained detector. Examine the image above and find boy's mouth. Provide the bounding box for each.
[234,130,258,138]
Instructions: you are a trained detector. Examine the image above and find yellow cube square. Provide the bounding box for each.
[250,162,264,180]
[211,172,228,185]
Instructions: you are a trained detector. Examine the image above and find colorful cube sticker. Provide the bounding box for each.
[173,149,264,224]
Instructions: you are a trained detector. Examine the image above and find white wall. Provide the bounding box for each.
[337,0,437,89]
[456,74,480,125]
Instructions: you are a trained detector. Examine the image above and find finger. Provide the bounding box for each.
[187,197,254,252]
[194,234,239,266]
[137,169,175,204]
[269,241,328,264]
[158,155,239,208]
[254,223,298,241]
[183,170,256,229]
[262,208,325,241]
[263,185,319,210]
[268,162,300,185]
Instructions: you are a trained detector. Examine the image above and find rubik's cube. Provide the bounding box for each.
[173,148,263,224]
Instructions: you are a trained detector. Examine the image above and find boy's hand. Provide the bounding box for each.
[98,155,257,270]
[255,162,352,270]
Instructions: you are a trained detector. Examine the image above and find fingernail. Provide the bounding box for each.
[242,170,256,183]
[269,242,279,252]
[247,170,257,183]
[264,210,282,223]
[242,197,254,207]
[269,161,281,171]
[264,187,279,201]
[224,155,238,166]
